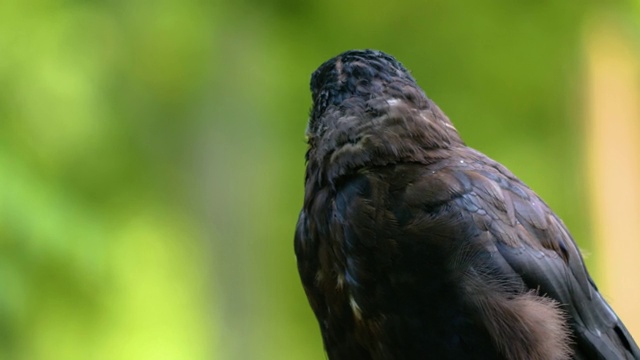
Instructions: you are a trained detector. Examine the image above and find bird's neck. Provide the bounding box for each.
[306,97,464,190]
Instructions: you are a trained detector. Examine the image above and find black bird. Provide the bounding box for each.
[294,49,640,360]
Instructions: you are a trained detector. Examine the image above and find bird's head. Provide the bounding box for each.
[304,50,463,184]
[309,50,417,120]
[307,50,422,138]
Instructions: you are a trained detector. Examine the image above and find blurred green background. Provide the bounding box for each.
[2,1,640,359]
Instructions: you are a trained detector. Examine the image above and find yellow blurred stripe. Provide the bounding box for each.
[584,17,640,338]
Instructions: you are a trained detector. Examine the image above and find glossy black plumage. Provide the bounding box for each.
[295,49,639,359]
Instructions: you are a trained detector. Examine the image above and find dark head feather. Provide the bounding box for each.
[311,50,416,110]
[308,50,420,135]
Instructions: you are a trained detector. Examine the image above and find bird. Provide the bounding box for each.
[294,49,640,360]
